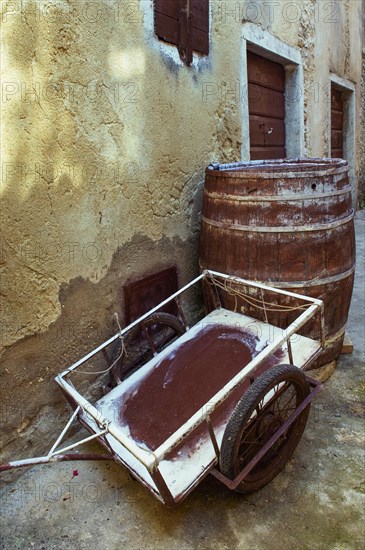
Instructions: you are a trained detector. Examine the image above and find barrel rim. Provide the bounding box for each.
[206,158,348,178]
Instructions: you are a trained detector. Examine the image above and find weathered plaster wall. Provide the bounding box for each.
[1,0,363,465]
[0,0,243,463]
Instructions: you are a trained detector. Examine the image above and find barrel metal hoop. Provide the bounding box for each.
[203,186,352,203]
[201,211,354,233]
[248,266,355,288]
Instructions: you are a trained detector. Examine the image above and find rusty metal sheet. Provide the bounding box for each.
[124,267,178,324]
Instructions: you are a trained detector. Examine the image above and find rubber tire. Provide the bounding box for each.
[110,312,185,384]
[219,364,311,493]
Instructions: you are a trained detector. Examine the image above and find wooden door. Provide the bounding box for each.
[247,51,286,160]
[331,86,344,158]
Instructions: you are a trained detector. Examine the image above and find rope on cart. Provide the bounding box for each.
[207,274,312,313]
[68,313,128,375]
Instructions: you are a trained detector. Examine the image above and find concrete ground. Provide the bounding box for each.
[1,212,364,550]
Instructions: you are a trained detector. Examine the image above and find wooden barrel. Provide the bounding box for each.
[200,158,356,368]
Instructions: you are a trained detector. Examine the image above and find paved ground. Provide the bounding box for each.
[1,211,364,550]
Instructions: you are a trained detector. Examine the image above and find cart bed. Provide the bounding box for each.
[81,308,320,502]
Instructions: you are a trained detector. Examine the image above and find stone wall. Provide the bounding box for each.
[1,0,363,466]
[359,50,365,208]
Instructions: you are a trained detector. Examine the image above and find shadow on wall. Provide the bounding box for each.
[1,4,210,468]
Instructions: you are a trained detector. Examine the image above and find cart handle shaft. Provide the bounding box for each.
[0,453,114,472]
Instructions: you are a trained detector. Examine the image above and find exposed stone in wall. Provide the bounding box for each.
[359,52,365,208]
[213,105,242,163]
[343,0,351,76]
[297,0,316,156]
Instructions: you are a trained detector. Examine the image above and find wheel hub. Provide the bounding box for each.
[256,411,283,443]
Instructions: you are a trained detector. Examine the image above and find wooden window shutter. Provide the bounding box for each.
[154,0,180,48]
[154,0,209,65]
[190,0,209,56]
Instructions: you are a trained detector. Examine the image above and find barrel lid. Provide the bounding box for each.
[206,158,348,178]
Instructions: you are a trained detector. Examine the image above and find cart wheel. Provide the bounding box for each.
[219,364,310,493]
[110,312,185,385]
